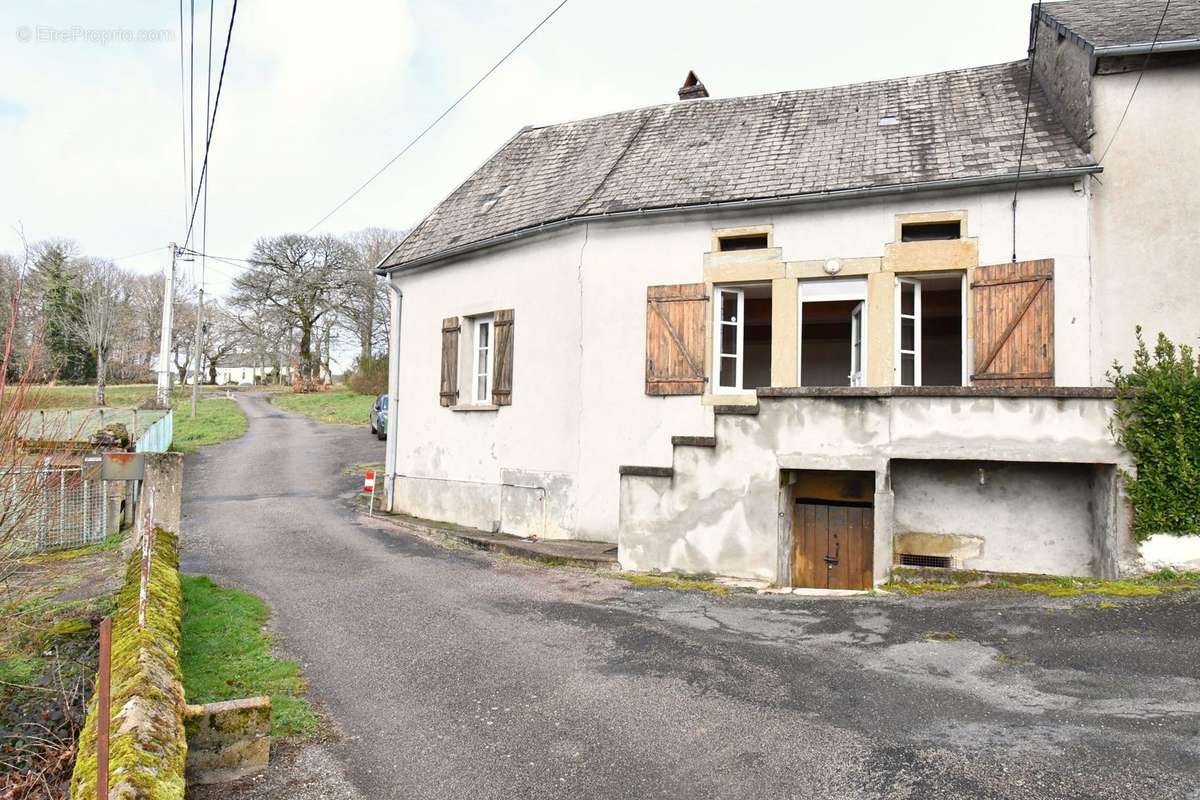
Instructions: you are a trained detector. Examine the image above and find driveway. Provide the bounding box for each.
[181,394,1200,800]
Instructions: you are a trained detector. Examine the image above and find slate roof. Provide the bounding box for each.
[1040,0,1200,51]
[382,61,1097,270]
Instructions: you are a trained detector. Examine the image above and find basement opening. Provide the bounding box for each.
[786,469,875,590]
[897,553,954,569]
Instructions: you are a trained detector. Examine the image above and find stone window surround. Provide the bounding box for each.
[700,212,983,399]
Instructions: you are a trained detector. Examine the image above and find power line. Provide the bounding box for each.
[183,0,237,249]
[1097,0,1172,163]
[110,245,169,263]
[189,0,196,228]
[303,0,573,234]
[1011,0,1043,263]
[177,0,190,229]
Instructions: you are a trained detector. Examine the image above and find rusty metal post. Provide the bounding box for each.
[97,616,113,799]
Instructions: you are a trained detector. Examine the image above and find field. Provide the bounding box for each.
[18,384,249,453]
[270,386,375,426]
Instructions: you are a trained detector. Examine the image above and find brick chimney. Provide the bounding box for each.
[677,70,709,101]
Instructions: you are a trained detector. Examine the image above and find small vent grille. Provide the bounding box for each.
[898,553,953,569]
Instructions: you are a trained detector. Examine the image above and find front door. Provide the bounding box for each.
[792,501,874,589]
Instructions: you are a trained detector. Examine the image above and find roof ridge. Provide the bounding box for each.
[519,59,1028,135]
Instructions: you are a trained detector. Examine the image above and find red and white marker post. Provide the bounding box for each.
[363,470,376,516]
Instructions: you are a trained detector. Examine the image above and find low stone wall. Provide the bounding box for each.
[69,529,187,800]
[184,696,272,784]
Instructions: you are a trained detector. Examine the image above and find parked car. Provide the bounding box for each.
[370,394,388,440]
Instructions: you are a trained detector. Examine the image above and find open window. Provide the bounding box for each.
[799,278,867,387]
[713,284,771,393]
[894,274,965,386]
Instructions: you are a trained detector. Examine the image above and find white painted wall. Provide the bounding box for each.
[388,181,1092,543]
[1090,65,1200,381]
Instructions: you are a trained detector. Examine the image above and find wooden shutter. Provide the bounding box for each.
[972,259,1054,387]
[439,317,460,406]
[492,309,514,406]
[646,283,708,395]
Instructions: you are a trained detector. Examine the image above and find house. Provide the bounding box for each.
[375,0,1200,587]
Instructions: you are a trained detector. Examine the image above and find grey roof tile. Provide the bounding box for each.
[1041,0,1200,49]
[384,60,1094,269]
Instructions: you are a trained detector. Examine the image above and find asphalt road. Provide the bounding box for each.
[182,394,1200,800]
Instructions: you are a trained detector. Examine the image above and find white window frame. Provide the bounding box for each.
[895,277,921,386]
[797,278,868,387]
[893,272,968,387]
[849,300,867,387]
[713,287,749,394]
[472,314,494,403]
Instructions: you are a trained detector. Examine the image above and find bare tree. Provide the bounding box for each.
[231,234,355,387]
[343,227,404,362]
[200,303,243,384]
[68,260,123,405]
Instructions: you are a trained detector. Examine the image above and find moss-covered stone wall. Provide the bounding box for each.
[69,529,187,799]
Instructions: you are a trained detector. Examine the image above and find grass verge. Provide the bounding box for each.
[620,572,731,597]
[180,575,319,738]
[886,568,1200,598]
[171,397,248,453]
[271,386,374,426]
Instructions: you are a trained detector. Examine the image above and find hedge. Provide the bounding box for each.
[1110,329,1200,540]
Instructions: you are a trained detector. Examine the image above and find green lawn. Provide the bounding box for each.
[22,383,160,410]
[171,397,248,453]
[180,575,319,738]
[271,386,374,426]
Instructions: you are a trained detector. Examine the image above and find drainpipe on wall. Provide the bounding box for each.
[384,281,403,513]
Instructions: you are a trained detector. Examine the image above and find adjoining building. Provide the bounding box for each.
[375,1,1200,587]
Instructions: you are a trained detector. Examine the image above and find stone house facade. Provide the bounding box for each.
[376,0,1199,586]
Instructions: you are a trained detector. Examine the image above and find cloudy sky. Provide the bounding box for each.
[1,0,1037,299]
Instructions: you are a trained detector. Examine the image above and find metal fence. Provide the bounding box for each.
[4,465,109,555]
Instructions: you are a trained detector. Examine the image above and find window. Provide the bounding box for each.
[718,233,769,252]
[894,274,965,387]
[798,278,867,387]
[900,221,961,242]
[713,285,771,393]
[473,315,493,403]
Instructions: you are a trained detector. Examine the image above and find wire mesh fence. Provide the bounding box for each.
[3,465,109,555]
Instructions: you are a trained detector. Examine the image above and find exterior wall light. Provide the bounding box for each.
[824,258,842,275]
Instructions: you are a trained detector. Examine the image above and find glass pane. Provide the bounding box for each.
[721,292,738,323]
[477,347,488,375]
[719,356,737,388]
[852,340,861,369]
[900,282,915,315]
[477,376,487,398]
[901,318,915,351]
[901,353,915,386]
[720,324,737,356]
[478,321,490,348]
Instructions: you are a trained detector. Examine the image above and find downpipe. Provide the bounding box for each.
[384,281,403,512]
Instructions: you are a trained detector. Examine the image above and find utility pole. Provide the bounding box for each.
[155,244,177,408]
[190,257,205,418]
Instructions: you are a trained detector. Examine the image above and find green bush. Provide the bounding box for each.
[346,355,388,396]
[1109,329,1200,540]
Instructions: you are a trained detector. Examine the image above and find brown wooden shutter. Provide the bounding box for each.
[646,283,708,395]
[492,309,514,406]
[971,259,1054,387]
[439,317,460,406]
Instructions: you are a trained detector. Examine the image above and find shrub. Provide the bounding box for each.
[1109,329,1200,540]
[346,355,388,396]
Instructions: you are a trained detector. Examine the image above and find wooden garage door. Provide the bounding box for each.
[792,501,873,590]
